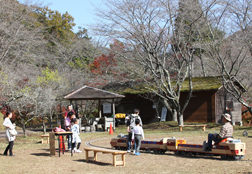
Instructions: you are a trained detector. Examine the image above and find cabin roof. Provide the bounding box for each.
[102,76,223,94]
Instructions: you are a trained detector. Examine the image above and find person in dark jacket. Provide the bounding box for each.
[125,108,143,153]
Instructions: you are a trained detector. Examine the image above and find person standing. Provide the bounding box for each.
[65,111,76,150]
[125,108,143,153]
[3,111,16,156]
[206,113,233,152]
[132,119,145,155]
[64,105,75,119]
[70,118,82,153]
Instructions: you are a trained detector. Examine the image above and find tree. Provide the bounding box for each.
[197,0,252,115]
[32,6,76,44]
[36,67,63,133]
[0,0,46,108]
[139,92,163,122]
[92,0,218,125]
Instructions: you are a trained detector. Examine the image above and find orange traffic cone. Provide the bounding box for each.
[59,136,65,152]
[109,123,114,134]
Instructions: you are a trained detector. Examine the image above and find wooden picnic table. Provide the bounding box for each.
[49,132,73,157]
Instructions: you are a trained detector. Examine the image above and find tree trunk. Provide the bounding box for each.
[154,107,160,123]
[177,112,184,126]
[22,124,26,137]
[42,117,46,134]
[242,102,252,116]
[172,109,177,122]
[50,107,53,128]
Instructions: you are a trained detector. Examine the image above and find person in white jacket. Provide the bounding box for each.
[131,119,145,155]
[70,118,82,153]
[3,111,16,156]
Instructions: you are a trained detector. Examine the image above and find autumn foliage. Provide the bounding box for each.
[89,53,117,74]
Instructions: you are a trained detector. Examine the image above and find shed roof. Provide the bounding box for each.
[64,86,125,100]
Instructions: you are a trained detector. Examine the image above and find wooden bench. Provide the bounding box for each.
[179,124,207,132]
[83,147,127,167]
[41,134,49,144]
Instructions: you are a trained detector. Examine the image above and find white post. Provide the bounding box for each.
[79,118,82,132]
[98,99,101,118]
[112,99,115,130]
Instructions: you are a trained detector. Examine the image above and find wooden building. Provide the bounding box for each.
[103,77,242,124]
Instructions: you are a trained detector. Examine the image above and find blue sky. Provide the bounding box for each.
[20,0,104,33]
[43,0,104,33]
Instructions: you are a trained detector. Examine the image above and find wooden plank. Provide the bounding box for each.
[179,125,206,132]
[94,151,98,161]
[83,147,126,167]
[181,125,206,127]
[49,133,55,156]
[84,147,127,154]
[85,150,89,162]
[122,154,125,166]
[113,154,116,166]
[26,122,58,128]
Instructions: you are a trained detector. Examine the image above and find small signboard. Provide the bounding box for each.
[103,103,111,113]
[160,107,167,122]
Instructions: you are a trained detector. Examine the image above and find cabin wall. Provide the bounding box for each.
[115,94,157,124]
[216,87,241,123]
[180,90,217,123]
[116,88,241,124]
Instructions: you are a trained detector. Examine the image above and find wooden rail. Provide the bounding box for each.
[83,147,127,167]
[26,122,58,128]
[179,124,207,132]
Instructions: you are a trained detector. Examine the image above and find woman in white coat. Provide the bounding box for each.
[3,111,16,156]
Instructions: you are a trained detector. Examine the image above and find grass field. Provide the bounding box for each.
[0,123,252,174]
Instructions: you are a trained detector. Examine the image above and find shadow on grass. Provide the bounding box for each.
[143,151,231,161]
[164,152,230,161]
[29,148,52,156]
[30,153,51,156]
[74,159,111,166]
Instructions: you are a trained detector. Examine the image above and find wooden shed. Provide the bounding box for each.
[103,77,242,124]
[63,85,125,130]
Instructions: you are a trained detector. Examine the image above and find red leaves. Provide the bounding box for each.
[89,53,117,74]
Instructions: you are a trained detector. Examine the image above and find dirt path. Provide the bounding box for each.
[0,129,251,174]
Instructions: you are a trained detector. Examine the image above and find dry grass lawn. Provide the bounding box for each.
[0,125,252,174]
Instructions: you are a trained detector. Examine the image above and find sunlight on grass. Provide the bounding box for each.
[0,121,251,151]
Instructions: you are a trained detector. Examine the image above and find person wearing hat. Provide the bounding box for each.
[205,113,233,152]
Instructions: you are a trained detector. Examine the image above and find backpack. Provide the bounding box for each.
[129,114,140,130]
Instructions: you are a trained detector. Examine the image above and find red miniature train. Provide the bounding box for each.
[110,134,246,160]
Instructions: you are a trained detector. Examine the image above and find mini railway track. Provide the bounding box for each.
[86,136,251,162]
[85,137,113,149]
